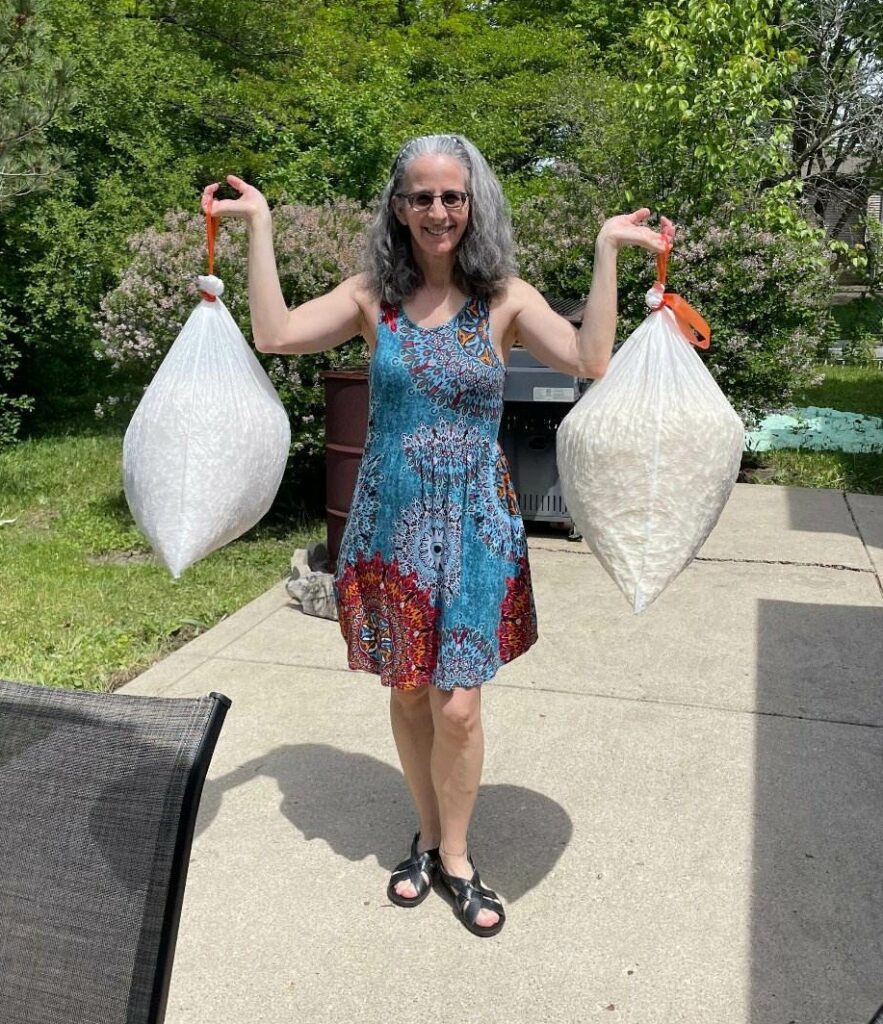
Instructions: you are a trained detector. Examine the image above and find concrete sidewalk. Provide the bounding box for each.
[122,483,883,1024]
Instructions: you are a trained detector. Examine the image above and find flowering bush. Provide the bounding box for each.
[95,200,372,463]
[513,168,610,300]
[514,182,838,426]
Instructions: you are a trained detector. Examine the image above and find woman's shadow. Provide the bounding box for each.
[196,743,572,901]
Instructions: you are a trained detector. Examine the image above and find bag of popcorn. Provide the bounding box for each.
[556,244,744,613]
[123,213,290,578]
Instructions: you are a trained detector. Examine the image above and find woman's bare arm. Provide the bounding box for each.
[506,278,587,377]
[202,176,366,355]
[247,211,365,355]
[511,210,673,378]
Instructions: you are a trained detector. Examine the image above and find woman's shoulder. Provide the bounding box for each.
[488,276,537,316]
[339,273,381,347]
[339,272,376,305]
[339,272,380,323]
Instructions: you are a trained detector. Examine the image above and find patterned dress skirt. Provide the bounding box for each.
[333,295,538,690]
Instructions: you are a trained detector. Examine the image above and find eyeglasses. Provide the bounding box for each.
[394,190,470,212]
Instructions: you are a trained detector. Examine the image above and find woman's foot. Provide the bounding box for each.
[438,846,502,932]
[388,832,440,905]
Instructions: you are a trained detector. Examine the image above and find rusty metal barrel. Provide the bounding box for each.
[321,368,369,572]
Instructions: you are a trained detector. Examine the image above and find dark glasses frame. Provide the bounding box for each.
[394,190,471,211]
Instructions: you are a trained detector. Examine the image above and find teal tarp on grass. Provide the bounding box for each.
[744,406,883,454]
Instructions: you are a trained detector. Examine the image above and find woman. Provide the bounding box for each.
[202,133,674,938]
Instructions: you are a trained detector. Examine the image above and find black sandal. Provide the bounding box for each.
[437,851,506,938]
[386,832,439,908]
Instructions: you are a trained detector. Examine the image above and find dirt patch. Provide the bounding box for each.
[87,550,156,566]
[12,508,62,530]
[738,454,777,484]
[107,663,150,691]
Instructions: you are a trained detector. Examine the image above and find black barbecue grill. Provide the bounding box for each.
[497,296,591,529]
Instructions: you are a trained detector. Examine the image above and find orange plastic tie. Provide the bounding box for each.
[199,209,219,302]
[661,292,711,350]
[652,239,711,350]
[655,243,670,289]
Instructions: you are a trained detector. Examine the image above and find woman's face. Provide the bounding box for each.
[393,154,471,260]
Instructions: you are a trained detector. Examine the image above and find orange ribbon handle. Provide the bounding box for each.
[199,209,219,303]
[653,241,711,350]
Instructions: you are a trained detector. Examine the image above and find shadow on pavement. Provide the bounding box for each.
[195,742,572,902]
[752,599,883,1023]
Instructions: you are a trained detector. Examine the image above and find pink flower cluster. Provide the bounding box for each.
[93,200,372,451]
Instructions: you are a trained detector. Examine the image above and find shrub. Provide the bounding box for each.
[843,330,881,368]
[830,295,883,343]
[0,299,34,448]
[94,199,372,465]
[513,167,609,300]
[513,179,837,426]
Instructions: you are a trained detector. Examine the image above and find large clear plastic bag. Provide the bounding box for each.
[123,272,290,578]
[557,276,744,613]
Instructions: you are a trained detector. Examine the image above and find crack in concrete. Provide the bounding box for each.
[842,491,883,600]
[692,555,875,574]
[530,540,881,589]
[497,680,883,730]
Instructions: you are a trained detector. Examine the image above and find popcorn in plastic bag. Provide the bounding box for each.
[123,213,290,577]
[556,244,744,613]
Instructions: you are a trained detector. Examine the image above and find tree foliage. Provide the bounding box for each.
[623,0,805,223]
[778,0,883,233]
[0,0,873,448]
[0,0,75,210]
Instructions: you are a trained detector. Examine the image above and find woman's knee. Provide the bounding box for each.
[430,686,482,738]
[390,686,431,721]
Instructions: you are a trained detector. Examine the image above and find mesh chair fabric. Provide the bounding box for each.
[0,679,224,1024]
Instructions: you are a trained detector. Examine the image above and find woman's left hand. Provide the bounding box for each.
[597,208,676,253]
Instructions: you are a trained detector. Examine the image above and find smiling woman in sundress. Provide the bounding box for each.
[202,134,674,938]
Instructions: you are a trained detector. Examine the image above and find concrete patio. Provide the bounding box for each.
[122,483,883,1024]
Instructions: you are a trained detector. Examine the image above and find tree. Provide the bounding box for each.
[622,0,805,224]
[772,0,883,235]
[0,0,75,210]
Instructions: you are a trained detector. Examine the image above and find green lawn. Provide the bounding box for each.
[742,365,883,494]
[2,364,881,693]
[0,428,323,692]
[792,364,883,419]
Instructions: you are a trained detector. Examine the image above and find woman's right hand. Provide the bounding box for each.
[201,174,270,226]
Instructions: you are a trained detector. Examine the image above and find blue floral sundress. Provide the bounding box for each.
[333,295,538,691]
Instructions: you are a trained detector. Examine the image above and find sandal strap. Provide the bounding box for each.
[442,868,504,927]
[390,833,438,896]
[389,858,431,890]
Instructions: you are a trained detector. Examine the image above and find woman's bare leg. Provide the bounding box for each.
[389,687,440,898]
[428,685,498,928]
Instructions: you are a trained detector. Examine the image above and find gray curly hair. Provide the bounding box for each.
[363,133,516,305]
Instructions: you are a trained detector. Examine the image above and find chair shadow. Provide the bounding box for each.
[195,743,572,901]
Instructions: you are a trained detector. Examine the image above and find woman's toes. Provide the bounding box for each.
[475,908,499,928]
[395,880,418,899]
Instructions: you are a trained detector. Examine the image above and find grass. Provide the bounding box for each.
[0,426,323,692]
[740,365,883,494]
[3,363,881,692]
[791,364,883,419]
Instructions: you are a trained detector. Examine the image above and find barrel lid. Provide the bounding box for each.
[321,367,369,381]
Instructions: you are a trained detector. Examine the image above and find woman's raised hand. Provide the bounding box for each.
[201,174,270,225]
[597,208,676,253]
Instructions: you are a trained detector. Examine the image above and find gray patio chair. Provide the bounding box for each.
[0,678,231,1024]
